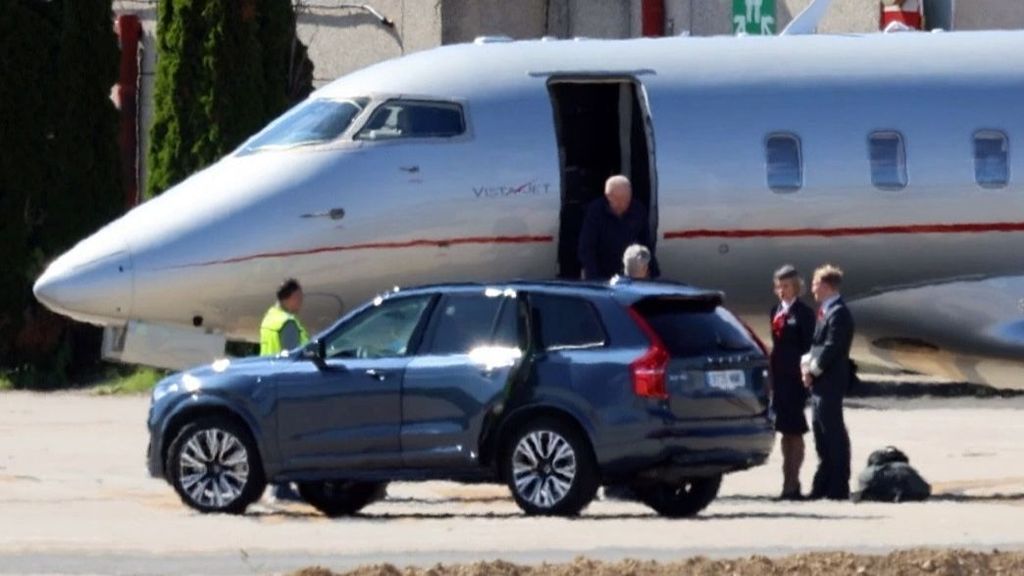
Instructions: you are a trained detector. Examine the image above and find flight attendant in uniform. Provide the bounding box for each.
[768,265,816,500]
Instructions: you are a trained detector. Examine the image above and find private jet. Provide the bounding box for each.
[33,5,1024,388]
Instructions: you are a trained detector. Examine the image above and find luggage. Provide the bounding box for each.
[853,446,931,503]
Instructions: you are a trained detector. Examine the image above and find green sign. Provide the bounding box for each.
[733,0,776,35]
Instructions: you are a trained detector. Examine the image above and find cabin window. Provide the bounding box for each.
[869,131,907,190]
[355,100,465,140]
[243,98,369,152]
[974,130,1009,188]
[765,133,802,192]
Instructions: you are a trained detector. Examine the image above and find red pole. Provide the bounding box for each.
[114,15,142,209]
[642,0,665,37]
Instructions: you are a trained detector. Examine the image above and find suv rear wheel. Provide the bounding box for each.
[634,475,722,518]
[167,416,266,514]
[298,481,387,517]
[504,418,598,516]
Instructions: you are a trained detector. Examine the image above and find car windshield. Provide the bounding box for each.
[242,97,369,152]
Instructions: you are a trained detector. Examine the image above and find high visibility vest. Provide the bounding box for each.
[259,304,310,356]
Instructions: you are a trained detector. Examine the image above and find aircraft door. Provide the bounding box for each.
[547,79,658,279]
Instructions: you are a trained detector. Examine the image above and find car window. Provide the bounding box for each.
[243,98,369,152]
[326,295,432,359]
[633,299,760,358]
[355,100,465,141]
[530,294,606,350]
[427,293,510,355]
[491,299,520,348]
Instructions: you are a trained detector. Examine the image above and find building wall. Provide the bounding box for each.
[564,0,633,38]
[296,1,441,87]
[441,0,549,43]
[955,0,1024,30]
[441,0,631,44]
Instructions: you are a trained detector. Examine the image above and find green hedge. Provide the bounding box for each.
[147,0,314,197]
[0,1,121,387]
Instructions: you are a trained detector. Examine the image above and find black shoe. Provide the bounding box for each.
[805,490,827,501]
[778,490,803,501]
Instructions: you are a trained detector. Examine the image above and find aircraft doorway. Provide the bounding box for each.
[548,79,657,279]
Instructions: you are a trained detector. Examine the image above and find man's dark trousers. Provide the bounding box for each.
[808,297,854,500]
[810,388,851,499]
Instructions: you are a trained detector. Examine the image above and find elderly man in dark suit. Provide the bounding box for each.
[578,175,658,280]
[801,264,855,501]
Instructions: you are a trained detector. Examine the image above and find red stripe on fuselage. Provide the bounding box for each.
[171,234,555,268]
[662,222,1024,240]
[168,222,1024,269]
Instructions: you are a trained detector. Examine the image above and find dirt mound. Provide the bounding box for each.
[292,549,1024,576]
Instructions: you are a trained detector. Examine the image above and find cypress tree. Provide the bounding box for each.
[147,0,314,197]
[0,0,121,385]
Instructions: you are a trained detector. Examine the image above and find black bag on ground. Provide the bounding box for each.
[853,446,931,503]
[867,445,909,467]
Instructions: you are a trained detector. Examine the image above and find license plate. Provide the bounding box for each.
[706,370,746,390]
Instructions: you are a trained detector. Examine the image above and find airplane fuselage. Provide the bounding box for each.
[35,31,1024,387]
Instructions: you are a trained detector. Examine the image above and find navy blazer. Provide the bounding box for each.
[577,197,658,280]
[809,297,856,396]
[769,299,815,383]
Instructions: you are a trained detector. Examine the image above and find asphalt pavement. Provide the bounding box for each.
[1,391,1023,575]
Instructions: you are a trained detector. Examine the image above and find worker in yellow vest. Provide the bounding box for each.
[259,278,310,356]
[260,278,309,503]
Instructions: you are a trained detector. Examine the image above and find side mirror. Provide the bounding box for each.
[304,339,328,370]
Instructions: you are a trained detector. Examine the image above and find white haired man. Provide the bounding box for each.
[578,175,658,280]
[622,244,651,279]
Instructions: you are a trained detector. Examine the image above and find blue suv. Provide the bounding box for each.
[147,280,773,517]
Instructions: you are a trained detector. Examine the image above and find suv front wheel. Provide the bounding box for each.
[167,416,266,514]
[634,475,722,518]
[504,418,598,516]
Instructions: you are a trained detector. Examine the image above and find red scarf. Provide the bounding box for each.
[772,308,787,338]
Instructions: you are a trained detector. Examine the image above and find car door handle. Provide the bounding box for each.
[365,369,388,381]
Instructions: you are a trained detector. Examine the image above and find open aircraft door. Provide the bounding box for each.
[546,76,658,279]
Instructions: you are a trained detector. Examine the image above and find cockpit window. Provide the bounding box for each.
[355,100,465,141]
[243,98,369,151]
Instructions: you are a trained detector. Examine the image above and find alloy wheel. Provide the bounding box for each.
[177,428,250,509]
[511,430,577,509]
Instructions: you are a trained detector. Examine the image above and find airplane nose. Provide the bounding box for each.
[33,229,134,324]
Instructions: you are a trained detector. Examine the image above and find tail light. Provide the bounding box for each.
[627,307,670,399]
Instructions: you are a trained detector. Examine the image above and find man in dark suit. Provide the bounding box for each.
[769,265,816,500]
[802,264,855,501]
[577,175,658,280]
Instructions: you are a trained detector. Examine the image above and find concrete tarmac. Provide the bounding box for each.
[1,391,1023,575]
